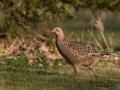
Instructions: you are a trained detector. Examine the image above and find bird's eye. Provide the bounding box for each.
[56,29,60,32]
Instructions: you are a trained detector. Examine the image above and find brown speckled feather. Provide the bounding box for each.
[56,38,102,65]
[67,40,106,56]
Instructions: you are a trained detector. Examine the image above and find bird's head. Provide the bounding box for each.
[51,27,64,38]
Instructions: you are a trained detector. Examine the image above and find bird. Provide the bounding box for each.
[51,27,119,77]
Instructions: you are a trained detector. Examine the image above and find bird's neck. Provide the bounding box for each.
[57,34,65,40]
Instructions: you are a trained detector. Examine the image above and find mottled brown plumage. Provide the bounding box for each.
[51,27,118,77]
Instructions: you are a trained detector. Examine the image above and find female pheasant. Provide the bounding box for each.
[51,27,118,77]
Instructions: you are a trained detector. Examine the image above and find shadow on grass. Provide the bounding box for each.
[0,67,66,76]
[0,66,120,90]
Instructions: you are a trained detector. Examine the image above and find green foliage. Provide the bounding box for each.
[0,0,120,36]
[47,37,58,52]
[37,53,49,67]
[0,47,4,53]
[80,0,120,11]
[5,54,29,68]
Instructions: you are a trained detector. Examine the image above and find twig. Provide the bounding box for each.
[88,29,104,51]
[94,17,111,51]
[17,0,23,7]
[89,14,112,52]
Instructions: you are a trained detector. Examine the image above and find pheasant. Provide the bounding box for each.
[51,27,119,77]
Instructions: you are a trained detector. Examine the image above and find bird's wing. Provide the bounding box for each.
[67,40,107,56]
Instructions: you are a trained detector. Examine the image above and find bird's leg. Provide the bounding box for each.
[73,64,80,74]
[88,66,99,77]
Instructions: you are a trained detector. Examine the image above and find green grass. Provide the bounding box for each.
[65,29,120,43]
[0,56,120,90]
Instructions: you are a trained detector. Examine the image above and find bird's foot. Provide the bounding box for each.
[94,74,99,78]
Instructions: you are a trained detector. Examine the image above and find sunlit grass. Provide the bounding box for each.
[0,58,120,90]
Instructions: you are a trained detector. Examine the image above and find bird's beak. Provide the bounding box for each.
[51,29,54,32]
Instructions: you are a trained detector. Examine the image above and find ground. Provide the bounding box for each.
[0,58,120,90]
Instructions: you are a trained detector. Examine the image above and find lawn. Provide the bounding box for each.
[0,56,120,90]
